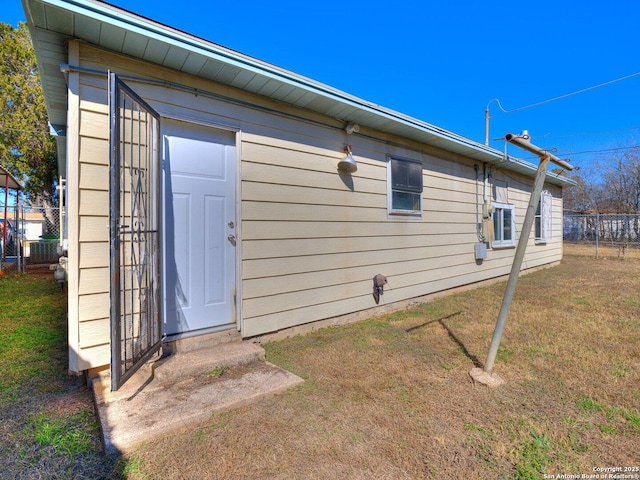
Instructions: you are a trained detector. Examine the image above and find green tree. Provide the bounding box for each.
[0,22,57,206]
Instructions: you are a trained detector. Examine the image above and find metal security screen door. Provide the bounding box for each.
[109,74,162,391]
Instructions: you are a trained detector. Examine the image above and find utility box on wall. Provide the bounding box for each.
[474,242,487,261]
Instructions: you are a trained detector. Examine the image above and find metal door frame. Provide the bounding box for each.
[109,73,162,391]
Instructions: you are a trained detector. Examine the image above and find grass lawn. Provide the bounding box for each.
[1,250,638,479]
[0,268,124,479]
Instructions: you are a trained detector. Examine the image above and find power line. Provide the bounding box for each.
[562,145,640,157]
[533,125,640,140]
[487,70,640,114]
[516,145,640,164]
[493,125,640,144]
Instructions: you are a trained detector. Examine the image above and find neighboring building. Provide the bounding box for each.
[21,211,46,242]
[23,0,574,389]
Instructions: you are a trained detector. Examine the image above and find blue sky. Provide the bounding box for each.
[4,0,640,174]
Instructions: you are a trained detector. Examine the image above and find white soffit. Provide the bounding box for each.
[22,0,574,186]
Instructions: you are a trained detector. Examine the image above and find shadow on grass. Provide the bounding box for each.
[406,311,483,368]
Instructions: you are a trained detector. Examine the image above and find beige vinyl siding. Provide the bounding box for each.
[240,139,563,337]
[78,242,109,268]
[68,42,566,369]
[243,135,486,337]
[71,43,111,370]
[66,40,81,372]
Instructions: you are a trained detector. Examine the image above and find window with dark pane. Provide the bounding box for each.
[389,157,422,214]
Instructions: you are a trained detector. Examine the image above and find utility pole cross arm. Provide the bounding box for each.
[504,133,573,171]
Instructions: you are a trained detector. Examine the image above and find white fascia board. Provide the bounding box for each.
[38,1,496,155]
[35,0,573,186]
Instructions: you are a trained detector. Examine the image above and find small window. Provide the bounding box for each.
[535,190,552,243]
[388,156,423,215]
[492,202,515,248]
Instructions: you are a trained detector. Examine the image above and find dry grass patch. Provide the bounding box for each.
[128,254,639,479]
[565,241,640,260]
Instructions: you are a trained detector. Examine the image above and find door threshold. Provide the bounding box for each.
[163,326,241,355]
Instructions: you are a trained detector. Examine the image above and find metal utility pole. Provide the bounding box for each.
[484,107,490,146]
[470,133,573,386]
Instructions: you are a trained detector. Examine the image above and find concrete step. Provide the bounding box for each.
[93,342,265,406]
[91,342,304,455]
[153,341,265,383]
[163,328,242,354]
[92,363,155,408]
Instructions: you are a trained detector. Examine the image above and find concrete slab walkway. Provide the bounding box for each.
[92,342,304,456]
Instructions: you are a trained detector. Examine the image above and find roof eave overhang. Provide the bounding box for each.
[22,0,575,187]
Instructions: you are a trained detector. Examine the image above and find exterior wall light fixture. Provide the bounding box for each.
[338,145,358,173]
[345,122,360,134]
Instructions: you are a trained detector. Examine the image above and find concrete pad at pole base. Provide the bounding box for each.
[469,367,504,387]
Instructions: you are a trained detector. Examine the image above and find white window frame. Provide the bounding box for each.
[387,156,423,217]
[492,202,516,248]
[535,190,552,244]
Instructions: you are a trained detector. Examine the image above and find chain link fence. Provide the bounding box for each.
[563,213,640,259]
[1,204,62,271]
[8,208,639,265]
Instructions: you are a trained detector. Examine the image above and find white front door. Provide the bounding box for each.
[162,120,236,336]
